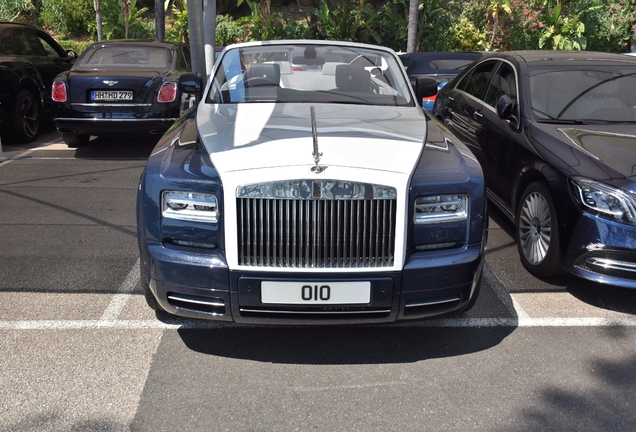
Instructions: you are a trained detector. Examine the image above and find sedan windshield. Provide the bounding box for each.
[529,67,636,122]
[207,43,413,106]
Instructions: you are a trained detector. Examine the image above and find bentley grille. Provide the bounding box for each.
[237,182,397,268]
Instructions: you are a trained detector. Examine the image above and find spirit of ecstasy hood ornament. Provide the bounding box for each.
[310,106,326,174]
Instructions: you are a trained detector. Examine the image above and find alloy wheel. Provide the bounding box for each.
[518,191,551,265]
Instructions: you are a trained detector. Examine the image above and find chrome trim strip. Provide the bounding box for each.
[167,294,225,307]
[71,103,152,107]
[405,296,461,308]
[586,258,636,273]
[54,118,178,122]
[239,308,391,315]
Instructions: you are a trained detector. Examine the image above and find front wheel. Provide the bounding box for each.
[62,132,90,148]
[515,182,564,278]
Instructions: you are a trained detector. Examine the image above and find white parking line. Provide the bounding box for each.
[0,138,65,167]
[99,259,140,322]
[2,316,636,330]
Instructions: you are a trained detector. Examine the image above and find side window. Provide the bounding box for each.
[463,60,497,101]
[176,46,191,71]
[485,62,518,109]
[38,36,59,57]
[0,30,15,55]
[13,29,46,56]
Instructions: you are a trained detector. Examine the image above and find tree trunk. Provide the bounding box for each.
[407,0,418,53]
[123,0,130,39]
[93,0,104,41]
[632,25,636,53]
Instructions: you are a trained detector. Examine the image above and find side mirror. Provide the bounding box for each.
[497,94,521,132]
[415,77,438,102]
[497,94,513,119]
[179,73,203,99]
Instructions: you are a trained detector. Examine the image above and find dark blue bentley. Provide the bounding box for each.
[137,40,487,324]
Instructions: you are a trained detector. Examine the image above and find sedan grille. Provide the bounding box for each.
[237,181,397,268]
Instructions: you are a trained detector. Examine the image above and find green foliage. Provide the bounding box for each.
[236,0,311,41]
[58,39,94,55]
[0,0,37,23]
[538,1,603,50]
[494,0,543,50]
[166,2,189,43]
[583,0,636,52]
[216,14,249,45]
[99,0,150,40]
[310,0,381,44]
[38,0,94,37]
[448,15,489,51]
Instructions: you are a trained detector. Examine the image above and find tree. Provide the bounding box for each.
[94,0,104,40]
[407,0,418,52]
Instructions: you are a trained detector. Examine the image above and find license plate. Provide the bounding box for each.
[90,90,133,101]
[261,281,370,304]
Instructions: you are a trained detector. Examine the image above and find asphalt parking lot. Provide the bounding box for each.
[2,128,636,431]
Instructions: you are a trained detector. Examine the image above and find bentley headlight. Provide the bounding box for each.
[571,177,636,226]
[162,191,218,223]
[414,194,468,224]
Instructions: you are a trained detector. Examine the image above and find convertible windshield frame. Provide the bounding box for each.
[205,42,415,107]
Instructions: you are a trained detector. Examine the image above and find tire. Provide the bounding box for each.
[62,132,90,148]
[13,90,40,143]
[515,182,565,278]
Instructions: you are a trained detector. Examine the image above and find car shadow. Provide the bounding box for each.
[72,135,160,160]
[175,324,516,364]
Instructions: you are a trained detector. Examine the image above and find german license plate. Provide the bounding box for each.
[90,90,133,101]
[261,281,370,304]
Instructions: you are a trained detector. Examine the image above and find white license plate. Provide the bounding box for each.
[261,281,370,305]
[91,90,133,101]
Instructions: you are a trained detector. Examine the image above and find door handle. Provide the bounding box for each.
[473,111,483,120]
[448,96,455,101]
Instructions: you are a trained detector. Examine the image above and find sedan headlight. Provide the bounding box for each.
[571,177,636,226]
[162,191,219,223]
[414,194,468,224]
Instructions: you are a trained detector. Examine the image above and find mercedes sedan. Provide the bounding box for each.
[434,51,636,289]
[51,40,191,147]
[137,40,487,324]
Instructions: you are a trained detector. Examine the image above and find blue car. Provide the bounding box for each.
[137,40,487,324]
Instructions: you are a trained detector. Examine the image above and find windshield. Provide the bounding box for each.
[207,43,413,107]
[75,46,172,69]
[529,67,636,122]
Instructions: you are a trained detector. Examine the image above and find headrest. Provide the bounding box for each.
[335,64,371,92]
[244,63,281,86]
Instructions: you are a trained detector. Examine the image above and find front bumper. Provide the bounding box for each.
[563,210,636,289]
[144,241,484,324]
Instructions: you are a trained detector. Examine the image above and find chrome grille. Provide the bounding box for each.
[237,197,396,268]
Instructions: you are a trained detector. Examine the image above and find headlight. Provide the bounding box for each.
[414,194,468,224]
[162,191,219,223]
[571,177,636,226]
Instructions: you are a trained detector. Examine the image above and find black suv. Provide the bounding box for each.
[0,22,76,142]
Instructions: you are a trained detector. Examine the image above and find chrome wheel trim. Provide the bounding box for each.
[20,95,38,138]
[518,191,551,265]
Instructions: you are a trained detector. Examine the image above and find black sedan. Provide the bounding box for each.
[434,51,636,289]
[399,51,483,112]
[52,40,192,147]
[0,21,76,142]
